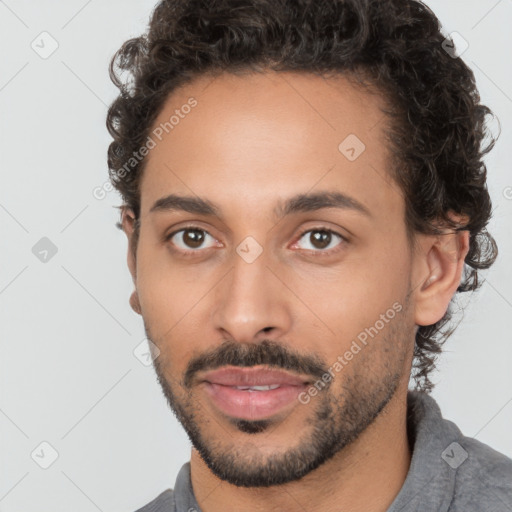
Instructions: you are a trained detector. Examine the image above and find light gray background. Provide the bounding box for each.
[0,1,511,511]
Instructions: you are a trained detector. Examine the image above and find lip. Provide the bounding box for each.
[199,366,310,421]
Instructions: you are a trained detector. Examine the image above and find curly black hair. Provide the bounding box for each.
[106,0,499,393]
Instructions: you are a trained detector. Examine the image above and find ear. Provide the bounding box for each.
[412,216,470,327]
[120,207,142,315]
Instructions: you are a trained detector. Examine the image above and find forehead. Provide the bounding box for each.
[139,71,402,222]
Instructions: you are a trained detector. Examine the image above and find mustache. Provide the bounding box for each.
[183,339,329,388]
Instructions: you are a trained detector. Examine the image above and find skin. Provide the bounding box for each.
[121,71,469,512]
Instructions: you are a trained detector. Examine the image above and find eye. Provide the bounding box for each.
[293,228,346,255]
[165,226,218,253]
[165,225,347,257]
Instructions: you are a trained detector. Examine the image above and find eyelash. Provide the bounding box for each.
[164,225,347,258]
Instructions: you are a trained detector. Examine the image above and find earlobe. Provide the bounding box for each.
[129,290,142,315]
[413,229,470,326]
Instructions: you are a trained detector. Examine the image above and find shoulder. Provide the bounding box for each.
[449,433,512,511]
[133,488,175,512]
[401,391,512,512]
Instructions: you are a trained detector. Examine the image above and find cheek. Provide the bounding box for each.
[290,241,410,344]
[135,243,218,359]
[135,242,181,328]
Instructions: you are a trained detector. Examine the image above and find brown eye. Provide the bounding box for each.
[294,228,345,253]
[309,231,331,249]
[167,228,216,252]
[182,229,205,248]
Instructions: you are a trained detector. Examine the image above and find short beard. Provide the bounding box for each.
[153,352,403,487]
[148,296,412,487]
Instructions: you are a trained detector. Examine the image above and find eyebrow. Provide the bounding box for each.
[149,191,372,219]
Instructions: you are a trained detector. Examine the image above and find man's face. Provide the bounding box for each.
[128,71,420,486]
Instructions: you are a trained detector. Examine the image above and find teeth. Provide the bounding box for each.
[234,384,281,391]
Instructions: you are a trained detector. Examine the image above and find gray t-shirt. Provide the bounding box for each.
[134,390,512,511]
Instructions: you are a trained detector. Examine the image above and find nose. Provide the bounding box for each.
[211,246,293,344]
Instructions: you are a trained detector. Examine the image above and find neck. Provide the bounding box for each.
[190,386,412,512]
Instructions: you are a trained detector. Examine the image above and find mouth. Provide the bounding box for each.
[199,366,311,421]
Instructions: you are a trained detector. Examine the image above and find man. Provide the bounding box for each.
[106,0,512,510]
